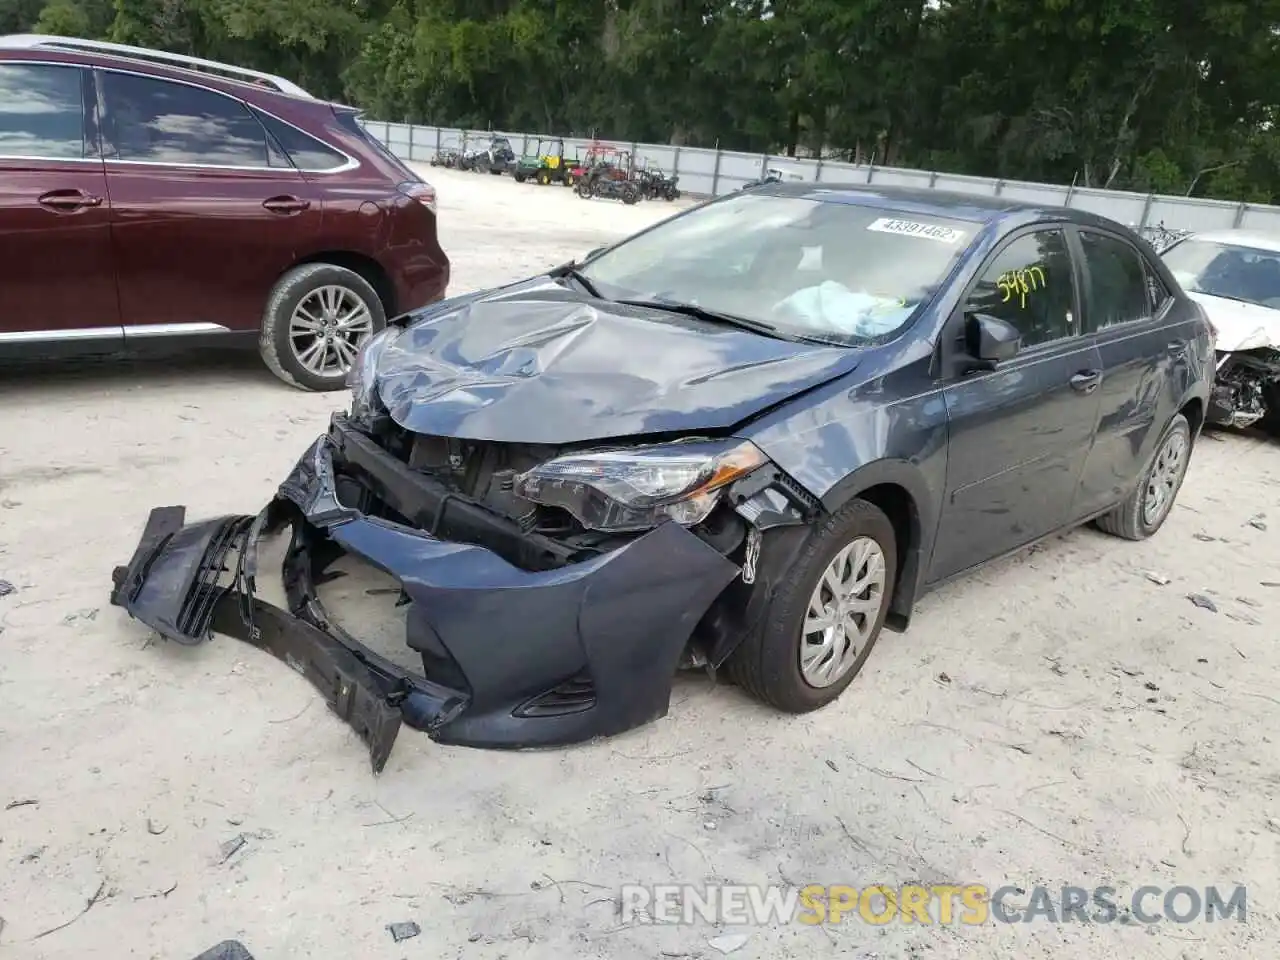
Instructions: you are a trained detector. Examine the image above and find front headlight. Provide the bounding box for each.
[513,438,768,533]
[347,325,400,421]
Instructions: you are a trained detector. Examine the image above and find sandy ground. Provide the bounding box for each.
[2,166,1279,960]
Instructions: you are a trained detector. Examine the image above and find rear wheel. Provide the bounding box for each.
[727,499,897,713]
[1095,413,1191,540]
[576,180,593,199]
[537,169,551,185]
[622,187,638,205]
[259,263,385,392]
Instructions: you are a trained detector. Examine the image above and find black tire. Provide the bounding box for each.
[489,167,503,176]
[576,181,593,199]
[726,498,897,713]
[622,188,638,205]
[1259,381,1280,438]
[259,262,386,392]
[514,171,527,183]
[1095,412,1192,540]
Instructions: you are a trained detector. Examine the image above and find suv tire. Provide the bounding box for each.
[259,263,386,392]
[1095,412,1191,540]
[727,498,897,713]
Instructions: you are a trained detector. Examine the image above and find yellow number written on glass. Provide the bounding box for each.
[996,265,1047,308]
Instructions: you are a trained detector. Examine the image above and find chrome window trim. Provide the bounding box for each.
[0,322,232,344]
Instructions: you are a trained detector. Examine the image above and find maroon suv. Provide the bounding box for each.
[0,34,449,390]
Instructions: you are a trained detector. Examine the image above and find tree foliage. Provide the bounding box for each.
[4,0,1279,200]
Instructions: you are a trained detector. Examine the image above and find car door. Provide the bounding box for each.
[95,68,322,341]
[928,225,1104,582]
[1071,228,1185,518]
[0,60,121,353]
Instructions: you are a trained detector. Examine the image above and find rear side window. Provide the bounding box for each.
[100,71,273,168]
[0,63,86,159]
[335,109,413,178]
[1079,231,1151,331]
[251,108,348,170]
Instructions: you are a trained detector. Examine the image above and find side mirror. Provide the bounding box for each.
[583,246,605,261]
[965,313,1021,365]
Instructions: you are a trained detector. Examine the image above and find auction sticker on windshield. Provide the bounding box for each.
[867,217,966,244]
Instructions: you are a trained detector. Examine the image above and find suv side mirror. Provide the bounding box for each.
[965,313,1021,365]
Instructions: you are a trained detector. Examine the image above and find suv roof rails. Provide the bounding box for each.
[0,33,313,98]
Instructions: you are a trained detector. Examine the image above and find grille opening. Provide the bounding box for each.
[513,674,597,718]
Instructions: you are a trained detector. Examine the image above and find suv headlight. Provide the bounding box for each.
[513,438,768,533]
[347,325,400,420]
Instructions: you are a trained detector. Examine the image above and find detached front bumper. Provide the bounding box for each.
[109,422,740,772]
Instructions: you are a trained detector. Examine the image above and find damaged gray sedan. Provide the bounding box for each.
[112,185,1212,771]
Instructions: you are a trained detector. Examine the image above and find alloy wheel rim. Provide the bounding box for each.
[1142,429,1188,526]
[288,285,374,378]
[800,537,887,688]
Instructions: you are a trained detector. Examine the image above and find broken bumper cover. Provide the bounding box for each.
[109,430,740,771]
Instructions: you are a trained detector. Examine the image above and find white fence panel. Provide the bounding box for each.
[363,121,1280,235]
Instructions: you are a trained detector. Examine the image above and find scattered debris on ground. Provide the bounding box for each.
[386,921,421,943]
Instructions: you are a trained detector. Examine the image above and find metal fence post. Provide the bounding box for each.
[994,179,1004,196]
[711,140,722,196]
[928,171,938,188]
[1233,202,1248,228]
[435,127,441,154]
[866,156,875,185]
[672,145,682,179]
[815,154,823,183]
[408,123,414,162]
[1138,194,1154,229]
[759,153,769,178]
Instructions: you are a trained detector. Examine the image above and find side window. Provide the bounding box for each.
[965,229,1076,348]
[0,63,86,159]
[100,71,272,168]
[252,108,348,171]
[1079,231,1151,331]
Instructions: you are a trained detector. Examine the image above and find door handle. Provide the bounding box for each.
[37,189,103,211]
[262,195,310,213]
[1070,369,1102,394]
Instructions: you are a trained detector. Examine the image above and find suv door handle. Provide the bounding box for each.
[1070,369,1102,394]
[37,189,103,211]
[263,195,310,213]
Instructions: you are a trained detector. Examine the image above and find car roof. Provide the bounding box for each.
[1187,229,1280,252]
[751,182,1125,229]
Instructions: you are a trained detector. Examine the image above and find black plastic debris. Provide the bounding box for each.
[387,921,421,943]
[0,580,15,598]
[1187,593,1218,613]
[191,941,255,960]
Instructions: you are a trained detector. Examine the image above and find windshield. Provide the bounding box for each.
[579,193,973,343]
[1162,238,1280,309]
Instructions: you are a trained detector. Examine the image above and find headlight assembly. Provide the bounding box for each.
[347,325,400,421]
[513,438,768,533]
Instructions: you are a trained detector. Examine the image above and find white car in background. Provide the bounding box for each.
[1161,229,1280,434]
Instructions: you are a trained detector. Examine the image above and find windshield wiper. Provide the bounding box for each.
[548,261,603,299]
[614,296,799,340]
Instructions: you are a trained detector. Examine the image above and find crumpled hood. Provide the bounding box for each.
[1188,292,1280,352]
[372,278,861,444]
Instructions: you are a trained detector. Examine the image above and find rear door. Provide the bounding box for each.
[96,68,323,341]
[1071,228,1186,518]
[0,60,120,353]
[929,225,1104,582]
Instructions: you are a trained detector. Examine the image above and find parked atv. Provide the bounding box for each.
[429,147,459,168]
[638,166,681,201]
[483,136,516,175]
[576,163,639,204]
[513,138,577,185]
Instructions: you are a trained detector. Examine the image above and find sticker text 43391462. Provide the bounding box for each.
[867,217,966,244]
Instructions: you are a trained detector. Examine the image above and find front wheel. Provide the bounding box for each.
[259,263,385,392]
[621,188,638,205]
[576,181,593,199]
[1095,412,1192,539]
[727,499,897,713]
